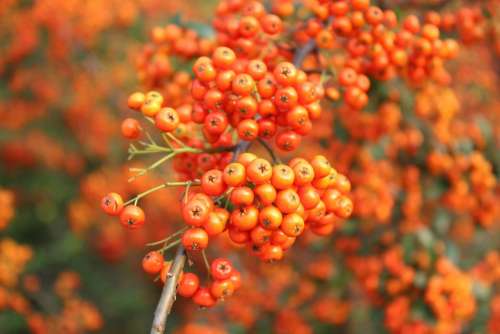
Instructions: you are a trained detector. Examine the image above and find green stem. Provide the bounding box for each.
[146,227,188,247]
[124,181,200,206]
[158,239,181,253]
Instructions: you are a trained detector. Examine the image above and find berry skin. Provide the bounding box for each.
[254,183,277,205]
[322,188,341,212]
[275,189,300,214]
[182,199,210,227]
[178,273,200,298]
[274,86,298,111]
[247,158,273,185]
[155,108,180,132]
[275,130,301,151]
[228,226,250,244]
[232,73,255,96]
[229,271,242,290]
[237,152,257,167]
[271,164,295,190]
[250,226,272,246]
[310,155,331,178]
[127,92,145,110]
[193,287,216,307]
[142,251,164,275]
[210,279,235,299]
[210,258,234,280]
[101,193,124,216]
[182,228,209,251]
[230,187,255,206]
[273,62,298,86]
[237,119,259,141]
[223,162,246,187]
[204,111,228,135]
[119,205,145,229]
[212,47,236,69]
[292,161,315,186]
[281,213,305,237]
[121,118,141,139]
[261,14,283,35]
[201,169,226,196]
[203,212,227,236]
[230,205,259,231]
[260,244,283,262]
[298,185,321,209]
[259,205,283,230]
[334,196,353,218]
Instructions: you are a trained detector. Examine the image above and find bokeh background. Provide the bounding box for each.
[1,0,499,333]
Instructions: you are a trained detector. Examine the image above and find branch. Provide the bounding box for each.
[293,39,316,68]
[257,138,281,164]
[293,16,334,68]
[150,245,187,334]
[231,140,251,162]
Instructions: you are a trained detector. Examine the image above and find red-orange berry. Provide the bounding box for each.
[119,205,145,229]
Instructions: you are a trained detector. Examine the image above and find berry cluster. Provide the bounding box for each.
[301,0,459,111]
[178,153,352,261]
[137,23,214,89]
[101,192,146,229]
[213,0,284,62]
[191,46,324,150]
[142,253,241,308]
[122,90,194,141]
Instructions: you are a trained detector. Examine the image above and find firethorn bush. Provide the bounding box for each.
[1,0,500,333]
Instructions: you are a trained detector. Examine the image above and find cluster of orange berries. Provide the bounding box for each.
[177,153,352,261]
[123,90,206,146]
[122,90,186,140]
[213,0,284,61]
[425,259,476,325]
[173,138,234,181]
[0,238,33,288]
[1,269,103,334]
[143,255,241,308]
[305,0,459,111]
[191,46,324,150]
[137,23,215,88]
[100,192,146,229]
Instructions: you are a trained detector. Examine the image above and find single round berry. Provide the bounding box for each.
[142,251,164,275]
[119,205,145,229]
[101,193,124,216]
[210,258,234,280]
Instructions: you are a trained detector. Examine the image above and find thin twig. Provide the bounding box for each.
[293,16,333,68]
[293,38,316,68]
[158,239,182,253]
[124,180,199,206]
[257,138,282,164]
[230,141,251,162]
[150,245,187,334]
[201,249,211,278]
[146,227,188,247]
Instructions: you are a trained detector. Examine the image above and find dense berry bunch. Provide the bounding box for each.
[213,0,285,62]
[192,154,352,260]
[300,0,460,112]
[191,47,324,150]
[137,23,215,89]
[142,252,242,308]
